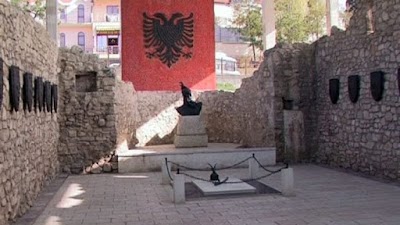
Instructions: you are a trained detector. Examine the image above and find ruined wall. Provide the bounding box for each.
[134,91,182,146]
[0,1,59,223]
[261,44,315,160]
[58,47,117,173]
[124,63,276,148]
[251,0,400,180]
[114,81,137,151]
[200,63,276,147]
[115,79,276,148]
[312,0,400,180]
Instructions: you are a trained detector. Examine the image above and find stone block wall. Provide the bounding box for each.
[312,0,400,180]
[114,80,137,151]
[265,0,400,180]
[0,1,59,223]
[58,47,117,173]
[200,63,276,147]
[114,79,276,149]
[124,67,276,148]
[261,44,315,160]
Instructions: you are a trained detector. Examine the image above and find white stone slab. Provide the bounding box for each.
[117,144,276,173]
[193,178,256,196]
[174,134,208,148]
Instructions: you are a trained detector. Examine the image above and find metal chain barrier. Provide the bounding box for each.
[165,158,174,181]
[165,154,288,185]
[213,156,253,170]
[167,156,252,172]
[252,154,289,173]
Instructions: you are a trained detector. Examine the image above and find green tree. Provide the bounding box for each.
[231,0,263,61]
[232,0,327,48]
[11,0,46,19]
[305,0,326,40]
[275,0,309,43]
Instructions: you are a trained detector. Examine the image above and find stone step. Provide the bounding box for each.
[117,143,276,173]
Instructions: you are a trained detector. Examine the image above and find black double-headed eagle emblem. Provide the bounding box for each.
[143,12,194,68]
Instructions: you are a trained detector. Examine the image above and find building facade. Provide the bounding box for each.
[57,0,249,65]
[58,0,121,64]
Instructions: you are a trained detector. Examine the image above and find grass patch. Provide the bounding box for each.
[217,83,237,92]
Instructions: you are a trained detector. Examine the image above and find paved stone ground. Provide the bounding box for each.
[15,165,400,225]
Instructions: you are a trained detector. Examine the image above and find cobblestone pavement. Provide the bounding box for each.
[17,165,400,225]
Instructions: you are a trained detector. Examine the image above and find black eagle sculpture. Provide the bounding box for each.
[143,12,194,68]
[175,82,202,116]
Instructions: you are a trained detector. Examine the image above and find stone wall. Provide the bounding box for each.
[0,1,59,223]
[264,0,400,180]
[312,0,400,180]
[261,44,315,160]
[200,63,276,147]
[114,80,137,151]
[134,91,182,146]
[115,78,276,149]
[58,47,117,173]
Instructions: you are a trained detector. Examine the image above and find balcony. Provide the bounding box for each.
[97,46,119,54]
[59,16,92,25]
[92,14,120,23]
[96,46,120,60]
[106,14,120,22]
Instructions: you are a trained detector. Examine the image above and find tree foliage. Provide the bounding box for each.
[231,0,263,61]
[11,0,46,19]
[232,0,326,46]
[276,0,326,43]
[305,0,326,39]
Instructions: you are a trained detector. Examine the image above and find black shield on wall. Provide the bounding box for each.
[44,81,51,113]
[0,58,3,110]
[23,73,33,112]
[34,77,44,112]
[329,78,340,104]
[370,71,384,101]
[398,68,400,95]
[9,66,20,112]
[51,84,58,113]
[348,75,360,103]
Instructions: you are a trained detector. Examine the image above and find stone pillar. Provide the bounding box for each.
[174,115,208,148]
[173,173,185,204]
[262,0,276,50]
[281,167,294,196]
[46,0,58,42]
[326,0,339,35]
[161,158,172,185]
[283,110,305,162]
[248,156,259,179]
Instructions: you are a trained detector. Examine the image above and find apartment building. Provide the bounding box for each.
[57,0,248,64]
[58,0,121,64]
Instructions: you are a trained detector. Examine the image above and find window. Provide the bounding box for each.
[78,32,85,49]
[78,4,84,23]
[60,9,66,21]
[96,35,120,53]
[60,33,66,47]
[106,5,119,15]
[106,5,119,22]
[96,35,107,52]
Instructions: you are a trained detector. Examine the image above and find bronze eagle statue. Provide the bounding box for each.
[143,12,194,68]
